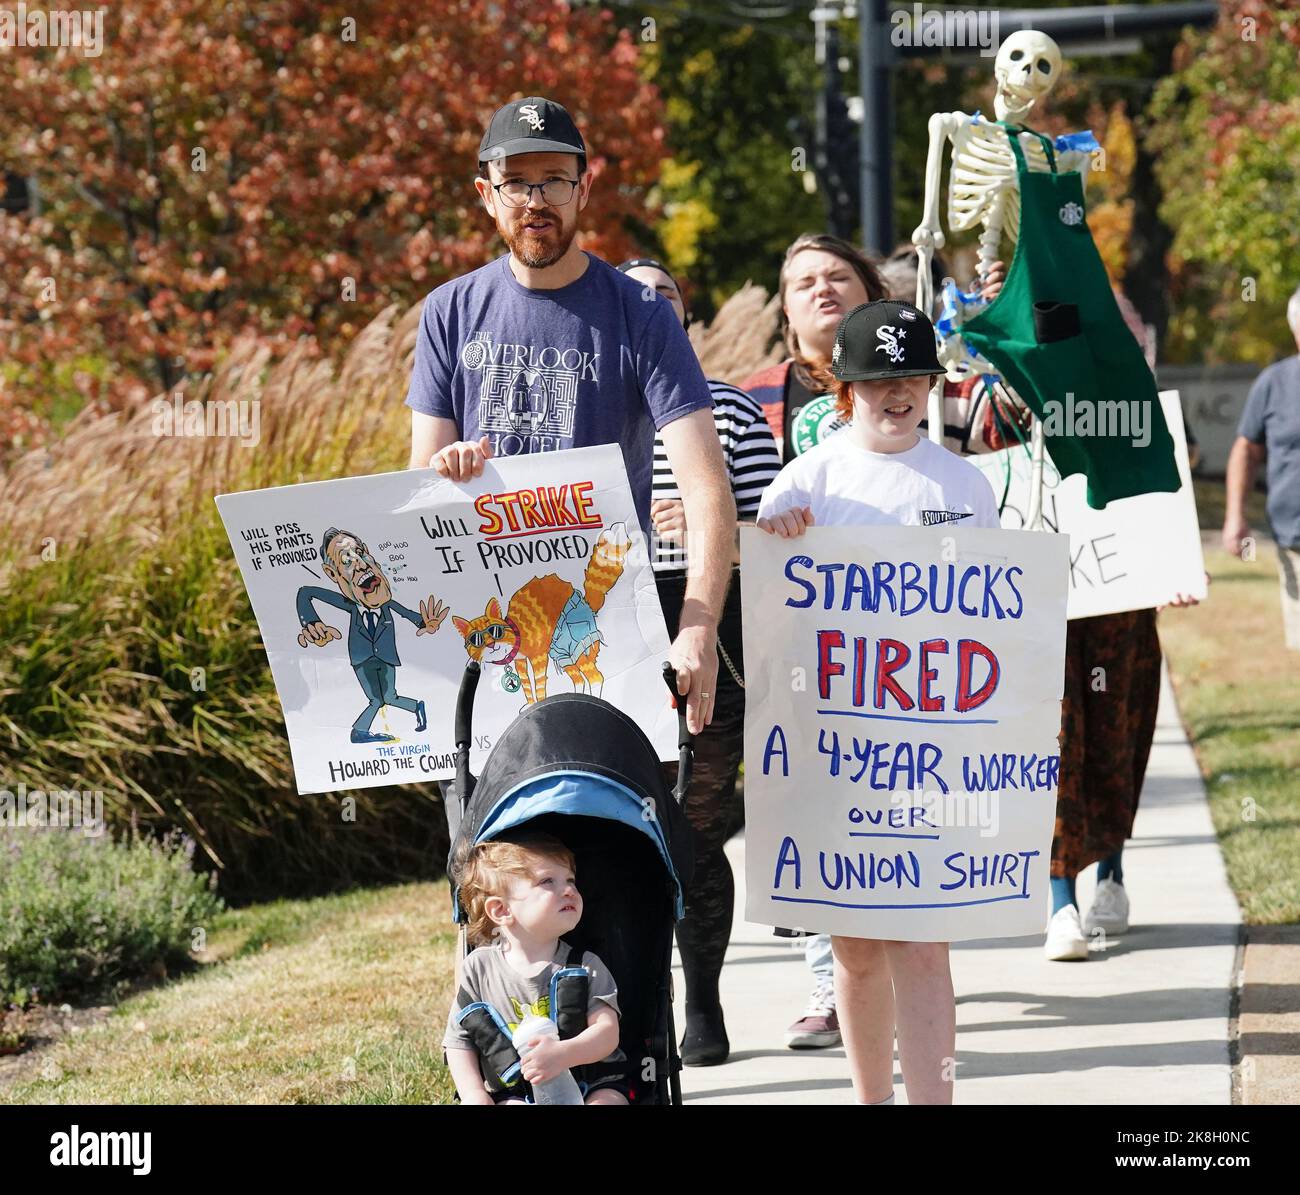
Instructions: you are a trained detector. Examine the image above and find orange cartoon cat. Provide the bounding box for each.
[451,523,631,704]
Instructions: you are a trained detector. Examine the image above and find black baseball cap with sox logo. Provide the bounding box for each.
[830,299,943,383]
[478,96,587,165]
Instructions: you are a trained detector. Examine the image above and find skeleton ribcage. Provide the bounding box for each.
[947,124,1055,247]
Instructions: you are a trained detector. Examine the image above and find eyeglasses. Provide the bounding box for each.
[491,178,579,208]
[467,622,511,648]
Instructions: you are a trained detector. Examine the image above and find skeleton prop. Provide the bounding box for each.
[910,30,1092,529]
[904,30,1180,520]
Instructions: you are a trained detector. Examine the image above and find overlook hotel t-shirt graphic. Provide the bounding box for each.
[406,253,713,535]
[458,331,589,442]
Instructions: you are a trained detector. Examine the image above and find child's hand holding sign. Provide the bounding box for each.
[757,506,815,539]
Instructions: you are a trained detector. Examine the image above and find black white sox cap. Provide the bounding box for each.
[830,299,943,382]
[479,96,586,164]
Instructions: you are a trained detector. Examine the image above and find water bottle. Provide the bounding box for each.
[512,1015,583,1105]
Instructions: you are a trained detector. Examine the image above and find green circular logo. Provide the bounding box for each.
[791,395,848,456]
[501,669,521,694]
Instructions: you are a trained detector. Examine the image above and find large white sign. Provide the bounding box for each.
[216,446,674,794]
[970,391,1206,619]
[741,525,1068,942]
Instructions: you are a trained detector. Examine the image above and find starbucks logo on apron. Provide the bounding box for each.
[791,394,849,456]
[1058,202,1084,227]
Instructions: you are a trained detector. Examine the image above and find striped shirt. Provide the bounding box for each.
[650,379,783,572]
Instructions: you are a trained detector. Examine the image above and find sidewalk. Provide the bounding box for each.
[672,664,1241,1105]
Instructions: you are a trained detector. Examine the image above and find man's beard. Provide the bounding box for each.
[501,213,576,269]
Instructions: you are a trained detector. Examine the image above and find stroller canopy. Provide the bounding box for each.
[451,694,691,918]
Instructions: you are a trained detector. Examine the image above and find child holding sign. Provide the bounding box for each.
[757,299,1000,1105]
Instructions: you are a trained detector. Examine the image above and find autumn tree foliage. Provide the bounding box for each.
[0,0,666,455]
[1148,0,1300,363]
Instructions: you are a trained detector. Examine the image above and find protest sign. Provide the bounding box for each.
[970,391,1206,618]
[741,524,1068,941]
[216,445,674,794]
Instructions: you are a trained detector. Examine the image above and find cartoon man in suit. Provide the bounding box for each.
[296,527,447,744]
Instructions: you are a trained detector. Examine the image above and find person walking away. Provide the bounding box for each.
[1223,284,1300,650]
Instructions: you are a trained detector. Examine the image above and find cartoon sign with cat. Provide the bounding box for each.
[216,445,674,795]
[450,522,629,704]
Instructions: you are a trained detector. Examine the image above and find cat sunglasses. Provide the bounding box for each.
[466,622,511,648]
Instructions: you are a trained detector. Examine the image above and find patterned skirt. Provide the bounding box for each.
[1051,608,1162,877]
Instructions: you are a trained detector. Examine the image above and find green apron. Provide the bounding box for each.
[958,122,1180,509]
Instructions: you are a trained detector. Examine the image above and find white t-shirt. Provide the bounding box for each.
[756,430,1001,530]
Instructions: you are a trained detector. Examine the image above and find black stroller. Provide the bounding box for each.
[445,660,695,1105]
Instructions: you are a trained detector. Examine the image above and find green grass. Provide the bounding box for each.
[4,883,460,1104]
[1161,483,1300,924]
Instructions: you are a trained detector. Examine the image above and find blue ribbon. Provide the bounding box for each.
[936,278,984,340]
[936,279,1000,372]
[1055,130,1100,154]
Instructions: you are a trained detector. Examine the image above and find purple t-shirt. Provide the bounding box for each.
[405,252,713,534]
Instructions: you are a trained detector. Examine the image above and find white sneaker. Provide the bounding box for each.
[1084,878,1130,936]
[1044,905,1089,961]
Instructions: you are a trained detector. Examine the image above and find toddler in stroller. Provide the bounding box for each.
[443,661,696,1105]
[444,833,630,1104]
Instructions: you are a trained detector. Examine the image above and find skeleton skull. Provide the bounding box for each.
[994,30,1061,112]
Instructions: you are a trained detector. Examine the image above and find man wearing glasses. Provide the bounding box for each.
[407,97,734,733]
